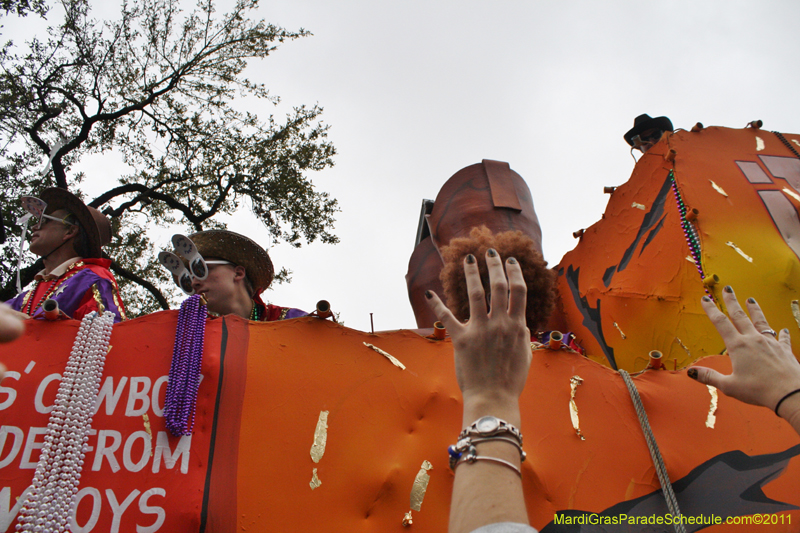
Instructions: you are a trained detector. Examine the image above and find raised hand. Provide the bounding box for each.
[691,287,800,427]
[426,250,531,411]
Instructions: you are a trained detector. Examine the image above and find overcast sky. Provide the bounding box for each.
[10,0,800,331]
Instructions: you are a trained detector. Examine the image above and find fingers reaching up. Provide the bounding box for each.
[692,287,800,418]
[425,250,527,330]
[425,250,531,401]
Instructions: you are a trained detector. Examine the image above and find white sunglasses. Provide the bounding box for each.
[33,213,77,229]
[158,248,234,296]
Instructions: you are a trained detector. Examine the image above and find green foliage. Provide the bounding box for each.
[0,0,47,17]
[0,0,338,314]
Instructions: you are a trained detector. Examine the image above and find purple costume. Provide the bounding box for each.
[6,258,126,323]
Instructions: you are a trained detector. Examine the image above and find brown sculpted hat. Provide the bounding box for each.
[40,187,111,258]
[188,230,274,294]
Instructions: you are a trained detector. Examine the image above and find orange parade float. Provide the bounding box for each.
[2,124,800,532]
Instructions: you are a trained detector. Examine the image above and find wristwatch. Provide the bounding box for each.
[459,416,523,445]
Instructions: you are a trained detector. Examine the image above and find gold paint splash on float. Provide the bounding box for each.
[410,460,432,512]
[725,242,753,262]
[674,337,691,359]
[310,410,329,463]
[756,136,765,151]
[631,202,646,210]
[569,376,586,440]
[783,188,800,203]
[402,511,413,527]
[142,414,153,456]
[791,301,800,329]
[709,180,728,197]
[613,322,626,340]
[363,342,406,370]
[309,468,321,490]
[706,386,718,429]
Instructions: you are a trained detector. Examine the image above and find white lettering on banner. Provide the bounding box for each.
[93,430,122,472]
[0,486,30,530]
[19,427,48,469]
[123,431,152,472]
[0,426,24,469]
[65,487,167,533]
[151,376,168,417]
[107,488,139,533]
[95,377,128,415]
[137,488,167,533]
[34,373,61,414]
[2,426,191,474]
[126,377,151,416]
[6,427,192,475]
[85,428,96,454]
[152,432,191,474]
[71,487,101,533]
[2,370,175,419]
[0,372,20,410]
[3,487,168,531]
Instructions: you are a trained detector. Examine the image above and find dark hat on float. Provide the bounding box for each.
[624,114,674,146]
[39,187,112,258]
[188,230,274,294]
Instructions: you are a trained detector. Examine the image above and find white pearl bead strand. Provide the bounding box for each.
[16,311,114,532]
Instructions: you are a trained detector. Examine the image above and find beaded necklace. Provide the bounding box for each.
[16,310,114,532]
[249,300,261,321]
[21,261,85,316]
[163,294,208,437]
[670,171,711,298]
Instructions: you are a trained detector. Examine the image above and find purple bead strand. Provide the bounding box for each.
[166,295,196,435]
[163,297,190,433]
[184,300,206,434]
[164,294,207,436]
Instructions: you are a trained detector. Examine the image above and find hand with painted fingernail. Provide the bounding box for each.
[690,288,800,433]
[426,251,531,414]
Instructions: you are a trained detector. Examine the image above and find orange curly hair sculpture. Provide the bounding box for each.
[439,226,555,332]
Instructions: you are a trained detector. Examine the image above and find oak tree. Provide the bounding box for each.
[0,0,337,315]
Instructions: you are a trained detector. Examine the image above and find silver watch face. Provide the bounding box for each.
[475,416,500,433]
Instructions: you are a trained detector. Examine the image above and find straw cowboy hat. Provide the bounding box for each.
[189,230,275,294]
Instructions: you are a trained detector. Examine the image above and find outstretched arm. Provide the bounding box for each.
[0,302,25,343]
[426,250,536,533]
[0,302,26,382]
[690,286,800,434]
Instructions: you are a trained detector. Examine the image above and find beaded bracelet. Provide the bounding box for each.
[448,435,526,474]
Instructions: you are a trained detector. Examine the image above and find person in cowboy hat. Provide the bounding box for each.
[5,188,127,323]
[186,230,306,321]
[624,114,674,153]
